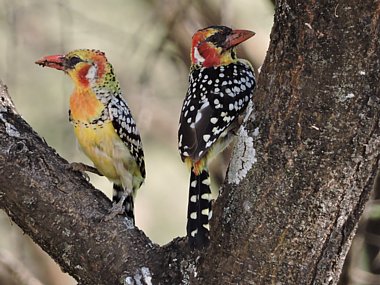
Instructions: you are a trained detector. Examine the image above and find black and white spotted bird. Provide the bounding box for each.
[178,26,256,248]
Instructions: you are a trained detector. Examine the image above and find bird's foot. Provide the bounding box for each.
[69,162,103,182]
[70,162,103,176]
[103,195,127,221]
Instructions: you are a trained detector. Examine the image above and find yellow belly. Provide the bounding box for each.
[73,121,141,190]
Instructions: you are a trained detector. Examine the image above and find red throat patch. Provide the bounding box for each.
[196,42,221,68]
[77,65,91,86]
[191,30,222,68]
[75,57,106,87]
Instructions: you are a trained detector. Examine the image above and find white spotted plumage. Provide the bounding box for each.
[178,60,256,162]
[107,94,145,177]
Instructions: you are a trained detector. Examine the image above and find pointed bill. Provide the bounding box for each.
[35,54,66,70]
[224,29,255,49]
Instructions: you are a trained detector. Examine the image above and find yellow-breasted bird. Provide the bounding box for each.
[178,26,256,248]
[36,49,145,223]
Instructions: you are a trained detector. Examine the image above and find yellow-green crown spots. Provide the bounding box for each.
[96,64,121,94]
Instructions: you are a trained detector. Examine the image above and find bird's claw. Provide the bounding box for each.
[103,198,126,221]
[68,162,91,181]
[69,162,104,181]
[70,162,102,175]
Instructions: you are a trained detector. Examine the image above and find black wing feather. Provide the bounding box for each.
[178,61,255,161]
[108,94,146,179]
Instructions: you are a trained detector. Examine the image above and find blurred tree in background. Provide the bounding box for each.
[0,0,273,284]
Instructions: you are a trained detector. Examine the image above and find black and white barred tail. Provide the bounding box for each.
[113,184,135,223]
[187,167,212,248]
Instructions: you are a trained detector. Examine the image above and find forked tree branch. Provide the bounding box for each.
[0,1,379,284]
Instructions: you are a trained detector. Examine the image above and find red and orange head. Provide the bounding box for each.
[190,26,255,68]
[35,49,111,87]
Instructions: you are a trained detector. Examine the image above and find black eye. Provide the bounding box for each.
[67,56,82,68]
[207,28,230,46]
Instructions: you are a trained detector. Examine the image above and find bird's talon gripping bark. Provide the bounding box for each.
[70,162,103,176]
[69,162,91,181]
[103,195,127,221]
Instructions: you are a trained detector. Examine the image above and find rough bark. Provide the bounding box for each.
[198,1,380,284]
[0,0,379,284]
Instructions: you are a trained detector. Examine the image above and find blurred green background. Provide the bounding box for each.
[0,0,273,283]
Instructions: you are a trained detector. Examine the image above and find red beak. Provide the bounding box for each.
[35,54,66,71]
[224,29,255,49]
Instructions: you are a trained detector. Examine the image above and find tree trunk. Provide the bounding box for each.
[0,1,379,284]
[197,1,380,283]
